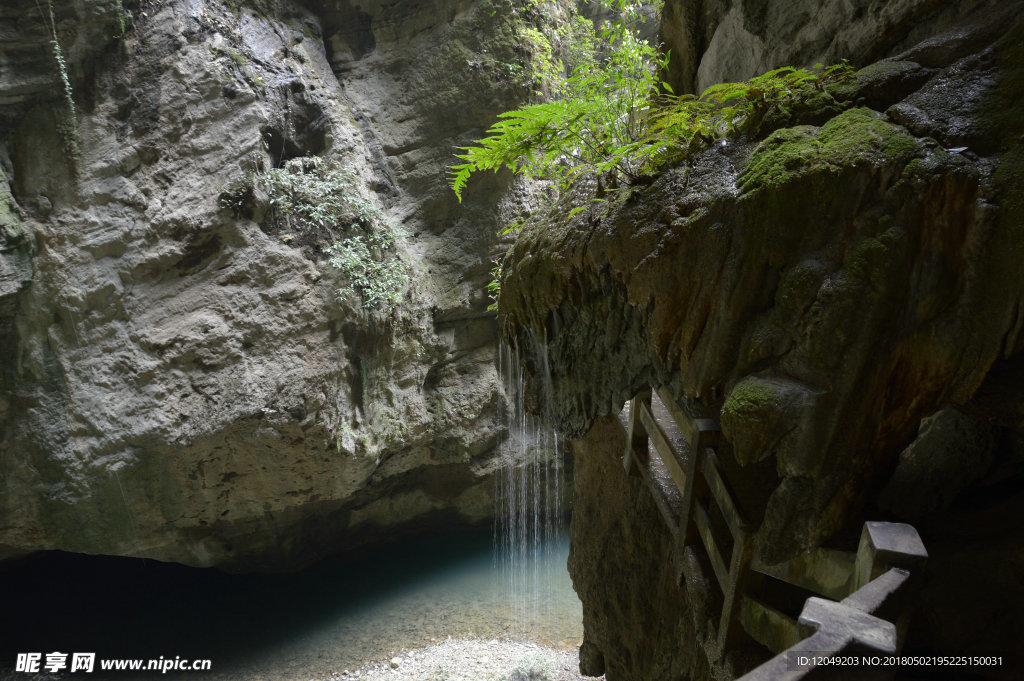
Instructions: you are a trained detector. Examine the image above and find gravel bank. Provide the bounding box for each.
[326,638,602,681]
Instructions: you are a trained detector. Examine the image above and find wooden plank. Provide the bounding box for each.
[623,391,651,476]
[656,386,720,450]
[678,439,701,546]
[718,528,756,652]
[739,595,803,654]
[634,458,682,541]
[639,400,688,495]
[693,499,728,592]
[650,387,709,547]
[702,447,747,541]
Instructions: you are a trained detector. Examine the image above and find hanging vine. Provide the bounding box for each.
[35,0,81,163]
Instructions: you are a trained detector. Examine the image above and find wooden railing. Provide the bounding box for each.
[623,385,927,679]
[737,521,927,681]
[624,386,753,650]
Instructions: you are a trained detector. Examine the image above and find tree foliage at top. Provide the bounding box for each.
[449,0,852,202]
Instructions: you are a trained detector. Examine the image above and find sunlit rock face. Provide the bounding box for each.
[501,4,1024,679]
[0,0,548,570]
[661,0,1010,94]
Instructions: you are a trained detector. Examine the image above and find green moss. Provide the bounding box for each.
[225,47,246,67]
[843,230,905,292]
[740,107,923,192]
[0,169,29,251]
[210,45,247,67]
[752,87,846,134]
[740,125,817,189]
[245,67,265,88]
[721,378,781,423]
[819,107,921,162]
[827,60,924,103]
[209,45,266,90]
[775,259,826,312]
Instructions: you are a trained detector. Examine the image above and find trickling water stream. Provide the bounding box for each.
[495,339,570,640]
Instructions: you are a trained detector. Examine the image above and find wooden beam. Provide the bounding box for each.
[719,528,756,651]
[702,447,747,541]
[656,385,720,450]
[634,457,682,540]
[639,400,688,495]
[678,443,701,546]
[693,499,728,592]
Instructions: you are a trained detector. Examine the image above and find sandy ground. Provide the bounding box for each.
[324,638,603,681]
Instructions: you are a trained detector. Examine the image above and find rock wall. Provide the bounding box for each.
[568,414,715,681]
[501,4,1024,679]
[0,0,555,570]
[661,0,1009,94]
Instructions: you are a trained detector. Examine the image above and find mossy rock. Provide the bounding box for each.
[739,107,924,193]
[0,166,33,284]
[828,60,934,110]
[749,88,848,137]
[720,376,817,467]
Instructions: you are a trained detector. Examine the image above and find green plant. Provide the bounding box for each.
[326,234,409,312]
[449,1,851,201]
[41,0,80,163]
[36,0,133,165]
[640,63,853,170]
[224,47,247,67]
[109,0,130,38]
[449,0,666,200]
[486,261,503,312]
[223,158,408,311]
[484,218,525,312]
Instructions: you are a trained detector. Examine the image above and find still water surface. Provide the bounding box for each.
[0,528,580,679]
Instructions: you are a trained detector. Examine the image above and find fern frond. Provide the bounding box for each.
[449,162,476,203]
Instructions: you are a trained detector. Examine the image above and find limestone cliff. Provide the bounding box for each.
[0,0,552,570]
[661,0,1010,94]
[500,3,1024,679]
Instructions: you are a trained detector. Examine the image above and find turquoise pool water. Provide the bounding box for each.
[0,528,581,679]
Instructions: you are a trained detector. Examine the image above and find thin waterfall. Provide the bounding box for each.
[495,336,566,641]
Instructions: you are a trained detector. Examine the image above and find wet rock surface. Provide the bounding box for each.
[660,0,1015,94]
[0,0,545,570]
[501,8,1024,680]
[568,415,717,681]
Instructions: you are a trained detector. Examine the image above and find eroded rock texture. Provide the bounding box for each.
[568,415,714,681]
[661,0,1013,94]
[501,5,1024,679]
[0,0,546,570]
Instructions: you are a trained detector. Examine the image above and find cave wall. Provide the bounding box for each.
[0,0,554,570]
[500,3,1024,679]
